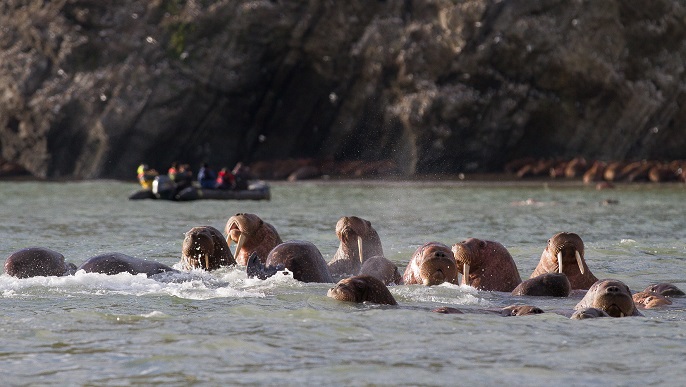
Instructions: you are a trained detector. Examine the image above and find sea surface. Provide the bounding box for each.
[1,179,685,386]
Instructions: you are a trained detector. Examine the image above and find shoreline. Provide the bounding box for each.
[4,173,685,190]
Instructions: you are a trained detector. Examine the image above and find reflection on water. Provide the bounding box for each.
[1,180,685,385]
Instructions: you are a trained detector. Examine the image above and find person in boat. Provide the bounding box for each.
[232,162,251,191]
[197,163,217,189]
[216,167,235,190]
[168,162,179,182]
[175,164,194,191]
[137,164,158,190]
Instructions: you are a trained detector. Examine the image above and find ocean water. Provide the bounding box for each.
[1,180,685,386]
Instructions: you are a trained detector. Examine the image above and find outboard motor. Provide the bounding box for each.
[153,175,176,200]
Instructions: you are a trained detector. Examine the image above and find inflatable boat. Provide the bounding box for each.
[129,176,270,201]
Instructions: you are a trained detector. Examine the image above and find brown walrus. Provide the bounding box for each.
[643,283,685,297]
[4,247,77,278]
[181,226,236,270]
[574,279,642,317]
[225,213,282,266]
[632,291,672,309]
[246,241,334,283]
[328,216,385,277]
[432,305,543,316]
[358,255,402,285]
[451,238,521,292]
[402,242,458,286]
[327,275,397,305]
[79,253,177,277]
[530,232,598,290]
[511,273,571,297]
[570,307,610,320]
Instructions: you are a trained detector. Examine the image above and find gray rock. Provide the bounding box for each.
[1,0,685,179]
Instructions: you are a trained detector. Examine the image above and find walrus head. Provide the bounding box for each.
[4,247,75,278]
[327,275,397,305]
[632,291,672,309]
[410,242,458,286]
[182,228,216,270]
[644,283,685,297]
[182,226,235,270]
[335,216,384,264]
[577,279,640,317]
[546,232,586,275]
[451,239,481,286]
[225,213,281,265]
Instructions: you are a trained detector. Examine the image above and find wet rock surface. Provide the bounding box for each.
[2,0,686,179]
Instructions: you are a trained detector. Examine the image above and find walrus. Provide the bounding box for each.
[511,273,571,297]
[643,283,685,297]
[79,253,177,277]
[451,238,521,292]
[246,241,334,283]
[358,255,402,285]
[432,305,543,316]
[4,247,77,278]
[574,279,642,317]
[328,216,385,277]
[181,226,236,270]
[570,307,610,320]
[225,213,282,266]
[402,242,458,286]
[500,304,545,316]
[530,232,598,290]
[327,275,397,305]
[632,291,672,309]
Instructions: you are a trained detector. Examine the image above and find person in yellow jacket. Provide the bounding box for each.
[137,164,158,190]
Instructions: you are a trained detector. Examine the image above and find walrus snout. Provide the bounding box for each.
[420,259,457,286]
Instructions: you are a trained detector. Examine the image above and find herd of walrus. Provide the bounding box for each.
[506,157,686,184]
[4,213,683,319]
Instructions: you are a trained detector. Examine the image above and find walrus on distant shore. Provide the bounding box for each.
[225,213,282,266]
[327,275,397,305]
[530,232,598,290]
[247,241,334,283]
[358,255,402,285]
[181,226,236,270]
[328,216,385,277]
[79,253,177,277]
[574,279,642,317]
[451,238,521,292]
[511,273,571,297]
[402,242,458,286]
[4,247,77,278]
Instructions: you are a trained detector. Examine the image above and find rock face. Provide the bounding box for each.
[1,0,686,179]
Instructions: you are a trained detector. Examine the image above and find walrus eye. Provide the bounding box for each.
[479,241,486,248]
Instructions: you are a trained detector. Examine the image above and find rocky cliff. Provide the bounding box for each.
[1,0,685,179]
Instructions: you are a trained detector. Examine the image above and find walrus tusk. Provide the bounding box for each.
[620,312,625,317]
[557,251,563,273]
[204,254,210,270]
[462,263,470,286]
[575,250,584,274]
[357,236,364,263]
[235,233,247,258]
